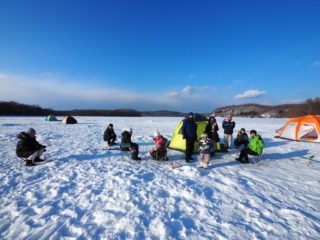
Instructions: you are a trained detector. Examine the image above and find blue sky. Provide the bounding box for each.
[0,0,319,112]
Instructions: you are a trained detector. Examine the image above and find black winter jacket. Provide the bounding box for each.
[222,120,236,134]
[205,117,220,142]
[121,131,132,144]
[16,132,45,158]
[103,128,117,141]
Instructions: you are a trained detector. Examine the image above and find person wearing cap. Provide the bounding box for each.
[120,127,141,160]
[150,130,168,161]
[234,128,249,148]
[182,112,197,162]
[16,128,47,166]
[236,130,265,164]
[103,123,117,146]
[222,114,236,149]
[198,133,213,168]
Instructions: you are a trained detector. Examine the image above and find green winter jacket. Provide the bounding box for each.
[249,135,265,155]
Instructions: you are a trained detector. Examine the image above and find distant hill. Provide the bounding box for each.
[0,101,185,117]
[212,98,320,118]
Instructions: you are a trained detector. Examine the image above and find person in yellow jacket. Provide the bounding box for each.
[236,130,264,164]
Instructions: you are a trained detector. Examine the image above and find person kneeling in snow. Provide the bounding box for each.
[234,128,249,148]
[120,128,141,160]
[236,130,264,164]
[150,130,168,161]
[103,123,117,146]
[16,128,47,166]
[199,134,213,168]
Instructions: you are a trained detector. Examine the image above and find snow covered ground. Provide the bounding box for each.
[0,116,319,239]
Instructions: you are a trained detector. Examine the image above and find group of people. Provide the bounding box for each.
[16,113,265,167]
[180,112,264,167]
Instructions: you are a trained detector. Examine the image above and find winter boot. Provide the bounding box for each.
[26,160,36,166]
[34,157,45,163]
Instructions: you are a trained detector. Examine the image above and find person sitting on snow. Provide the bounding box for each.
[120,128,141,160]
[236,130,264,164]
[150,130,168,161]
[103,123,117,146]
[16,128,47,166]
[199,133,213,169]
[234,128,249,148]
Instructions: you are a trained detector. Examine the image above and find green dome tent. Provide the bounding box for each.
[45,115,58,121]
[168,113,208,152]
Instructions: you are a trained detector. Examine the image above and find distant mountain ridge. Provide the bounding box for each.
[212,99,320,118]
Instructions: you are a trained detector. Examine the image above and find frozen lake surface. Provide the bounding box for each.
[0,116,319,239]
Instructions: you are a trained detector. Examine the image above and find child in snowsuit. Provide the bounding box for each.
[120,128,141,160]
[222,115,236,149]
[236,130,265,164]
[205,116,220,153]
[199,133,213,168]
[103,123,117,146]
[150,130,168,161]
[16,128,47,166]
[234,128,249,148]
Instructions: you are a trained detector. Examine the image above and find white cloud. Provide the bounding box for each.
[234,90,266,99]
[311,61,320,68]
[0,72,219,111]
[182,85,193,96]
[165,91,179,98]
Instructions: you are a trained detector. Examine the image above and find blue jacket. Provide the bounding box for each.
[182,119,197,138]
[222,120,236,134]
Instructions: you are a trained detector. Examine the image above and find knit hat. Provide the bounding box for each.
[154,130,160,138]
[109,123,113,127]
[200,133,207,138]
[27,128,36,135]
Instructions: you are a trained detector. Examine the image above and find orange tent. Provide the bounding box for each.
[276,115,320,142]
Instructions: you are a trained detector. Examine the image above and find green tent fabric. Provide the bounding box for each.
[45,115,58,121]
[168,113,208,152]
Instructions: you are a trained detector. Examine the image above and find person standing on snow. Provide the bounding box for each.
[182,112,197,162]
[222,114,236,149]
[205,116,220,154]
[198,133,213,169]
[16,128,47,166]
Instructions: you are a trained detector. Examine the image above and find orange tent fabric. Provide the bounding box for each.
[276,115,320,142]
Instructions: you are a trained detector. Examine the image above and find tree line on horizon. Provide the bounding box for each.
[0,101,142,117]
[0,99,319,117]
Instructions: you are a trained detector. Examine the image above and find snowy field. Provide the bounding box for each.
[0,116,319,240]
